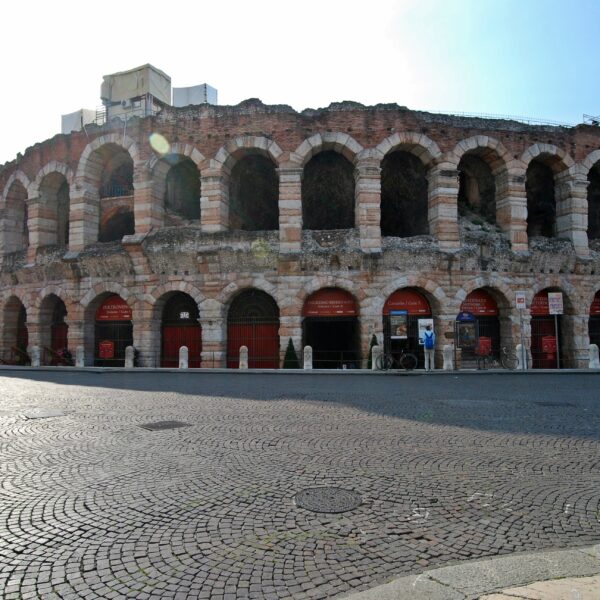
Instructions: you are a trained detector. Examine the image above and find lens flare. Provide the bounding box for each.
[149,132,170,155]
[251,239,270,260]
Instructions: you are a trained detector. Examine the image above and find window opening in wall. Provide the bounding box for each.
[99,151,133,198]
[302,151,355,230]
[5,181,28,252]
[161,293,201,368]
[458,154,496,225]
[526,159,556,238]
[165,158,201,221]
[382,288,432,369]
[229,154,278,231]
[39,173,70,248]
[302,288,360,369]
[381,151,428,236]
[588,162,600,240]
[227,289,280,368]
[94,295,133,367]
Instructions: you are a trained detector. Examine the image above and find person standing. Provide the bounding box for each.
[422,324,436,371]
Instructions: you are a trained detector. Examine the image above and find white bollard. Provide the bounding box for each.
[516,344,527,370]
[179,346,188,369]
[303,345,313,370]
[442,344,454,371]
[75,346,84,367]
[371,345,382,370]
[125,346,135,368]
[30,346,40,367]
[589,344,600,369]
[239,345,248,369]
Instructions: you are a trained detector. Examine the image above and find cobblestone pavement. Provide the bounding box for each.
[0,371,598,599]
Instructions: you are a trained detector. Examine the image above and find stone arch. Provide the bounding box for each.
[2,171,30,253]
[374,132,442,167]
[1,294,29,361]
[520,143,574,171]
[454,277,514,310]
[219,278,279,310]
[150,281,205,308]
[378,278,446,318]
[29,162,74,198]
[214,136,283,172]
[583,152,600,240]
[291,132,363,168]
[299,276,363,309]
[80,282,134,308]
[33,285,70,311]
[76,133,141,181]
[450,136,511,173]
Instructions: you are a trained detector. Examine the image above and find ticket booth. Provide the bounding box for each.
[94,295,133,367]
[530,290,561,369]
[383,289,432,369]
[589,291,600,348]
[303,288,360,369]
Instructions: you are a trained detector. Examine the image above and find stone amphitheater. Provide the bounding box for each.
[1,65,599,369]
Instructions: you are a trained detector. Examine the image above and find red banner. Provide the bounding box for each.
[303,289,358,317]
[383,289,431,316]
[96,295,132,321]
[460,289,498,316]
[531,291,549,316]
[591,292,600,315]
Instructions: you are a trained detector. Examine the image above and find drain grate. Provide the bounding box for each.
[138,421,190,431]
[294,487,362,514]
[534,402,575,408]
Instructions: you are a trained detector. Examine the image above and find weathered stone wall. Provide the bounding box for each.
[0,100,599,368]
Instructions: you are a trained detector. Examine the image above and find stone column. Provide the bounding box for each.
[427,165,460,249]
[496,170,528,252]
[69,178,99,251]
[134,164,163,233]
[66,311,85,363]
[25,197,52,262]
[354,158,382,253]
[277,166,303,253]
[436,313,457,369]
[278,314,302,369]
[132,300,155,367]
[568,314,589,369]
[555,168,589,257]
[200,166,229,232]
[200,299,226,368]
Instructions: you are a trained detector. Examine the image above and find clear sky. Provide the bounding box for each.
[1,0,599,165]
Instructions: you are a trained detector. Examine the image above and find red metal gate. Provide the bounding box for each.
[161,325,202,367]
[227,320,280,369]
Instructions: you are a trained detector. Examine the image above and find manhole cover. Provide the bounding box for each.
[534,402,574,408]
[294,487,362,513]
[138,421,190,431]
[22,409,70,420]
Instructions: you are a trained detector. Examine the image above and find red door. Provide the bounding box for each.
[227,322,279,368]
[50,323,69,365]
[161,325,202,368]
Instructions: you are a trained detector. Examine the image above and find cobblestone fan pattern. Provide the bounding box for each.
[0,372,599,599]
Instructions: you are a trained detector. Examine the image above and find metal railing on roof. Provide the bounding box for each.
[94,105,160,126]
[425,110,577,128]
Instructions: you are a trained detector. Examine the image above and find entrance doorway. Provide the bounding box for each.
[459,289,500,367]
[94,295,133,367]
[303,288,360,369]
[161,293,202,367]
[383,288,432,369]
[590,292,600,348]
[227,289,280,368]
[531,290,562,369]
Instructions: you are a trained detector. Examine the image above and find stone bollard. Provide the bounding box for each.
[371,345,382,370]
[125,346,135,369]
[303,345,313,370]
[589,344,600,369]
[179,346,188,369]
[239,346,248,369]
[75,346,84,367]
[442,344,454,371]
[516,344,527,370]
[30,346,40,367]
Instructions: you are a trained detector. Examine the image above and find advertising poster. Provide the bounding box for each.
[457,322,477,349]
[390,310,408,339]
[417,318,434,344]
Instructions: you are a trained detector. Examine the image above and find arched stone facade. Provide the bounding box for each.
[1,100,599,368]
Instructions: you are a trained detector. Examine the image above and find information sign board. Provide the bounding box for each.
[548,292,563,315]
[515,291,527,310]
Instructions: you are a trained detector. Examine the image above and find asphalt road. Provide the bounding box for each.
[0,370,598,599]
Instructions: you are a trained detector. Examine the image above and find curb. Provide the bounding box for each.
[340,544,600,600]
[0,366,599,376]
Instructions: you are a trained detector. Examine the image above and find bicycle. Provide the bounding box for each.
[485,346,519,370]
[376,348,418,371]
